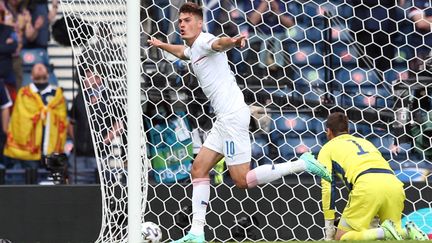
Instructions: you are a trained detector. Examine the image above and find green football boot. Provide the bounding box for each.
[171,232,205,243]
[405,221,429,240]
[381,219,403,240]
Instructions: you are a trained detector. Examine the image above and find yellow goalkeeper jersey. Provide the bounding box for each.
[317,134,393,220]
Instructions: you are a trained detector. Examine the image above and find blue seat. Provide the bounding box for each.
[384,69,400,83]
[293,67,327,93]
[278,141,296,160]
[332,43,357,66]
[394,46,415,64]
[350,122,372,136]
[388,160,400,170]
[270,113,316,160]
[307,118,325,135]
[352,92,378,108]
[372,126,389,136]
[367,135,393,158]
[269,113,295,143]
[394,167,429,183]
[338,84,391,109]
[272,112,308,135]
[335,68,351,84]
[350,69,368,85]
[305,27,322,42]
[278,134,322,158]
[251,133,271,165]
[359,85,393,108]
[290,45,324,67]
[286,1,303,16]
[335,2,353,19]
[21,48,49,68]
[337,68,381,87]
[287,26,306,42]
[303,2,319,17]
[335,68,378,87]
[331,25,352,42]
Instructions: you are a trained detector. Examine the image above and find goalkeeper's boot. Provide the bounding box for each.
[171,232,205,243]
[405,221,429,240]
[381,219,403,240]
[300,152,332,182]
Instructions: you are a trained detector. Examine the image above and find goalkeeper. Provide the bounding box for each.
[148,2,331,243]
[318,112,428,241]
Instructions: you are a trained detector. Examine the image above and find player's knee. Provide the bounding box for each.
[191,163,207,179]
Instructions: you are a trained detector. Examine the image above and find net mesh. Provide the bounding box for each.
[60,0,432,242]
[60,1,148,242]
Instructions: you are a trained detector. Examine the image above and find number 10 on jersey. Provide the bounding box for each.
[225,141,235,158]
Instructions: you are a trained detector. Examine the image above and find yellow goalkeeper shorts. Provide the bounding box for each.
[338,173,405,232]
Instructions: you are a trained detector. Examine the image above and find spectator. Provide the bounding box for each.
[0,82,12,168]
[349,0,399,72]
[68,64,125,184]
[0,4,18,88]
[202,0,236,35]
[67,75,97,184]
[408,0,432,31]
[406,0,432,73]
[2,0,29,89]
[202,1,248,74]
[90,22,124,79]
[68,43,126,183]
[23,0,58,50]
[244,0,293,72]
[3,63,67,175]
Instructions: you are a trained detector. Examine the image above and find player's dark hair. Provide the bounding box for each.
[179,2,203,19]
[326,112,349,136]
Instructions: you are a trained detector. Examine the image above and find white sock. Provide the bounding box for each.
[189,178,210,235]
[246,159,307,188]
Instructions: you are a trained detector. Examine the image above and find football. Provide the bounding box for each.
[141,221,162,243]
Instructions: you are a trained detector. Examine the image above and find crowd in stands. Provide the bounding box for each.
[144,0,432,184]
[0,0,431,184]
[0,0,72,184]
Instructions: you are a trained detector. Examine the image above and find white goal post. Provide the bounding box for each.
[126,0,144,242]
[59,0,432,242]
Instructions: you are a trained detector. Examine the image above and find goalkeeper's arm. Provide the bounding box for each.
[147,37,187,60]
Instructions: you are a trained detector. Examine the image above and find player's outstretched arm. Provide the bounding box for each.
[211,34,246,52]
[147,37,187,60]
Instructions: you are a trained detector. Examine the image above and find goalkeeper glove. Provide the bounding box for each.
[324,219,336,241]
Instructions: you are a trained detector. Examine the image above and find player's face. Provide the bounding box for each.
[178,12,202,44]
[31,63,49,83]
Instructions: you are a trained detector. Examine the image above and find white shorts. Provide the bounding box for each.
[203,106,251,166]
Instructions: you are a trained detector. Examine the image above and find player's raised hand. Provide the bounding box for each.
[147,37,164,48]
[233,34,247,49]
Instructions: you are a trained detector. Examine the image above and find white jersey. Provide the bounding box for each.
[184,32,247,116]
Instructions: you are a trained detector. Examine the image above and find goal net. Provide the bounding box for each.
[60,0,432,242]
